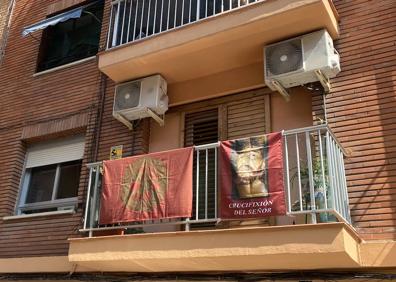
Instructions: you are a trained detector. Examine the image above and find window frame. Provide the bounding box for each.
[17,136,85,215]
[18,163,80,214]
[35,0,104,73]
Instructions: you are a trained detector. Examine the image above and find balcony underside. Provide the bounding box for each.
[69,223,360,273]
[99,0,339,84]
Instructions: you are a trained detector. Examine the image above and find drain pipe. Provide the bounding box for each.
[92,72,107,162]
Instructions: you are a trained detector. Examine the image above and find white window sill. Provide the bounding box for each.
[33,56,96,77]
[2,209,75,221]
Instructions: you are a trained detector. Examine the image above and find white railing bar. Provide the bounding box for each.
[167,0,170,30]
[153,0,158,34]
[126,0,133,42]
[83,167,93,230]
[107,4,115,49]
[205,148,208,220]
[196,149,200,220]
[197,0,200,19]
[330,138,340,213]
[160,0,164,32]
[326,131,336,211]
[181,0,185,25]
[283,134,291,213]
[89,166,100,237]
[132,0,139,41]
[194,141,220,150]
[305,131,317,223]
[146,0,152,36]
[282,124,329,135]
[214,147,218,218]
[139,0,145,39]
[80,218,219,232]
[283,125,346,157]
[339,148,351,223]
[205,0,207,18]
[174,0,178,27]
[120,0,127,44]
[334,140,343,217]
[188,0,192,22]
[112,2,121,47]
[336,143,347,220]
[288,208,336,216]
[318,129,328,210]
[111,0,124,4]
[295,134,303,211]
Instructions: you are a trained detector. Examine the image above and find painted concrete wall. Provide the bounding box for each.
[149,85,313,153]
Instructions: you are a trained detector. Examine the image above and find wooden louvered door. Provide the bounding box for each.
[181,88,271,228]
[227,91,271,140]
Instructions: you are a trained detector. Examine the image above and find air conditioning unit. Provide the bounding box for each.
[113,74,168,129]
[264,29,340,99]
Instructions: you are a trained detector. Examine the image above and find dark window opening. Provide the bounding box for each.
[185,109,219,228]
[37,0,104,72]
[22,160,82,214]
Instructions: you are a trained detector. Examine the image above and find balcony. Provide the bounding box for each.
[68,125,358,272]
[98,0,339,86]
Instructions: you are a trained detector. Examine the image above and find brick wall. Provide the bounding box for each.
[323,0,396,240]
[0,0,149,258]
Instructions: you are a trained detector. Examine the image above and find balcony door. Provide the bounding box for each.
[182,88,271,227]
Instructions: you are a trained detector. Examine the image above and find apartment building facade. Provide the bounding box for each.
[0,0,395,280]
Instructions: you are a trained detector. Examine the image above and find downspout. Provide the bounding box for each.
[92,72,107,162]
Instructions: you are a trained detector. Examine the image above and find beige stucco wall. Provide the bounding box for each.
[150,82,313,153]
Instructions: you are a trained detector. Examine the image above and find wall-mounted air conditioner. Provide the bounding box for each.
[264,29,340,100]
[113,74,168,129]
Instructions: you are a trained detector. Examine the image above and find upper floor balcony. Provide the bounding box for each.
[68,125,359,273]
[98,0,339,85]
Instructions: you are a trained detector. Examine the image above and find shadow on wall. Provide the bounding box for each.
[332,0,396,240]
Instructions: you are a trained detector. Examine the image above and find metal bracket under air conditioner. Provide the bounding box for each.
[314,69,331,93]
[113,112,133,130]
[145,108,165,127]
[270,79,290,102]
[113,108,165,131]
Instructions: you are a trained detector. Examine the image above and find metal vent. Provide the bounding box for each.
[114,81,141,111]
[266,38,303,76]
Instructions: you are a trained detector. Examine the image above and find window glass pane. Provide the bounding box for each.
[25,164,57,203]
[37,0,104,71]
[56,160,82,199]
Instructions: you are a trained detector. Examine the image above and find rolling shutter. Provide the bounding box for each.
[25,135,85,168]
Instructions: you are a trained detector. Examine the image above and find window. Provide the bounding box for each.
[36,0,104,72]
[18,136,85,215]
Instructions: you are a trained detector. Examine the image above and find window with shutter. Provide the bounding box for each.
[17,135,85,215]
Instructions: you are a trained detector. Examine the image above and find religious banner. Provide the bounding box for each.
[100,147,194,225]
[219,132,286,219]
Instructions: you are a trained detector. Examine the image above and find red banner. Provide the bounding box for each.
[100,147,194,225]
[219,132,286,219]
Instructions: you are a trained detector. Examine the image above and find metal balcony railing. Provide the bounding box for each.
[81,125,351,236]
[107,0,264,49]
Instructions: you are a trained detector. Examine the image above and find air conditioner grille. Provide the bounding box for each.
[114,81,141,111]
[266,38,303,76]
